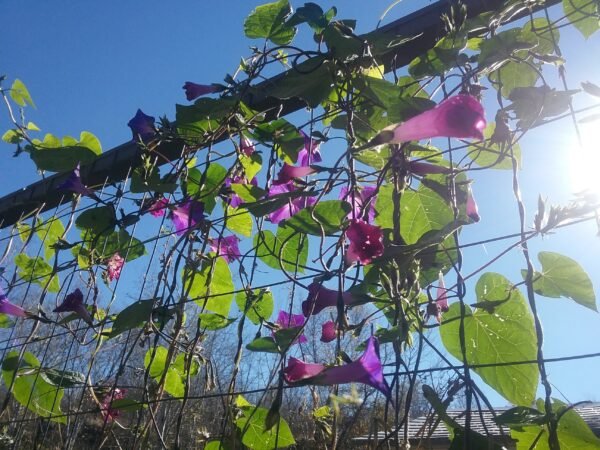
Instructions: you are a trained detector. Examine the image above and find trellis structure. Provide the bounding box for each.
[1,1,599,450]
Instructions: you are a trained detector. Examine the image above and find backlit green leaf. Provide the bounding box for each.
[236,405,295,449]
[10,79,35,107]
[284,200,350,236]
[440,273,538,406]
[15,254,59,293]
[563,0,599,39]
[236,289,274,325]
[244,0,297,45]
[225,206,253,237]
[525,251,596,311]
[254,226,308,273]
[183,257,234,316]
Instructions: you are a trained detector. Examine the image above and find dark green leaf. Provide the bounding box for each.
[110,399,147,411]
[254,226,308,273]
[494,406,545,429]
[130,166,177,194]
[42,368,85,388]
[245,189,314,218]
[265,60,334,108]
[88,229,146,262]
[246,337,280,353]
[284,200,351,236]
[409,34,467,79]
[440,273,539,406]
[467,122,521,170]
[184,163,227,213]
[2,351,65,423]
[75,206,116,236]
[109,299,155,338]
[244,0,297,45]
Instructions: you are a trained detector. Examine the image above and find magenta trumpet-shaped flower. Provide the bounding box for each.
[171,199,205,235]
[182,82,221,101]
[128,109,156,142]
[148,198,169,217]
[408,161,449,176]
[345,220,384,265]
[426,273,450,324]
[208,235,241,263]
[340,186,377,223]
[53,288,93,325]
[297,131,322,166]
[101,388,126,422]
[57,163,96,198]
[240,137,256,157]
[389,94,485,143]
[321,320,338,343]
[106,253,125,282]
[274,164,317,185]
[267,182,317,224]
[274,310,307,344]
[283,358,326,383]
[283,336,391,400]
[302,282,358,317]
[466,185,480,222]
[0,286,27,318]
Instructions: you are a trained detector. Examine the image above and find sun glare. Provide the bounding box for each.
[569,122,600,195]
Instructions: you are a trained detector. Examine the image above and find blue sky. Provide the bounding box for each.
[2,0,600,408]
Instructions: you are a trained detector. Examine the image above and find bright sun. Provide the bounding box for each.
[569,122,600,195]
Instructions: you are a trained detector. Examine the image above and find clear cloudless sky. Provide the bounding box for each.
[2,0,600,407]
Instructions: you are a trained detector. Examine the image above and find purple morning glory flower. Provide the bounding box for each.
[240,137,256,157]
[127,109,156,142]
[267,182,317,224]
[53,288,93,325]
[171,199,205,236]
[390,94,486,143]
[339,185,377,223]
[321,320,337,343]
[302,282,358,317]
[148,198,169,217]
[345,220,384,265]
[57,163,96,198]
[0,285,27,318]
[297,131,322,166]
[426,273,450,324]
[182,82,221,101]
[466,185,481,222]
[283,336,392,400]
[106,253,125,282]
[274,164,317,185]
[208,235,241,263]
[274,310,307,344]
